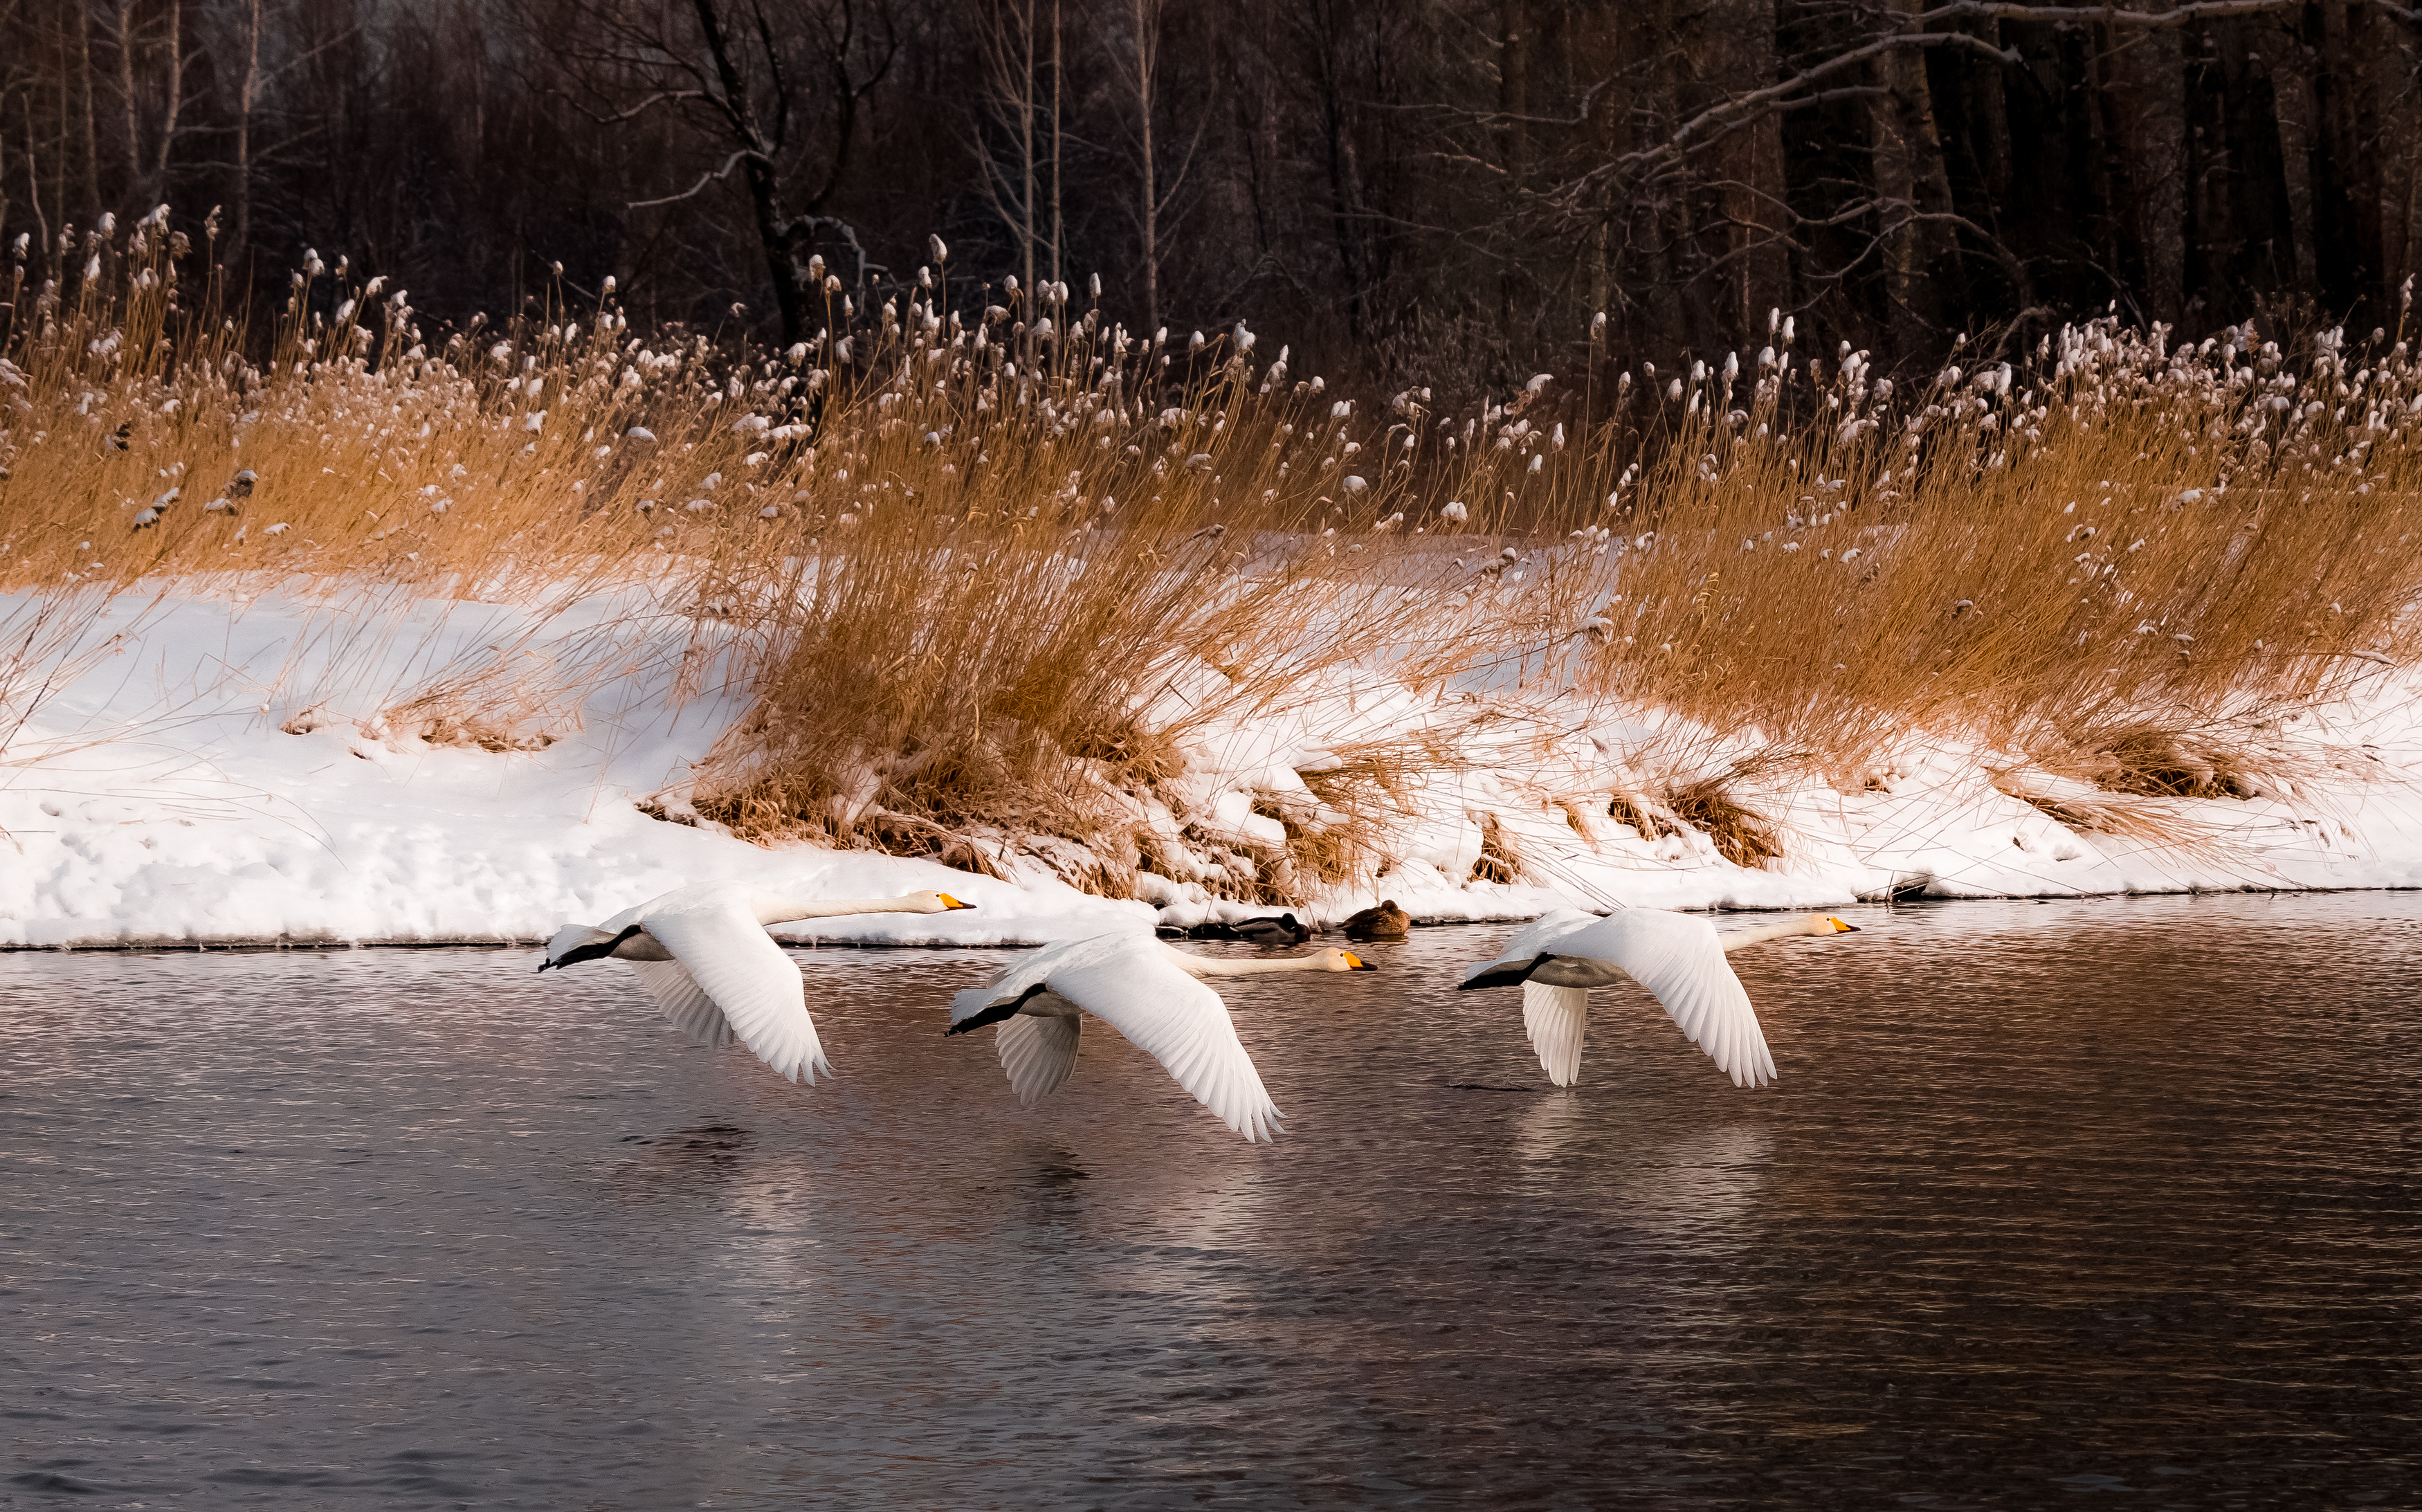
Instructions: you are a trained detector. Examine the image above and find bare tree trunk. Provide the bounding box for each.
[1022,1,1035,303]
[116,0,138,203]
[1972,17,2012,212]
[2315,2,2379,297]
[2112,10,2188,325]
[2360,3,2422,300]
[234,0,260,268]
[975,0,1039,310]
[75,0,100,218]
[150,0,182,202]
[2405,66,2422,302]
[1498,0,1526,329]
[1870,0,1954,353]
[689,0,807,345]
[1049,0,1060,291]
[1717,0,1784,343]
[1308,5,1372,338]
[2256,13,2317,287]
[1621,0,1679,353]
[18,107,46,256]
[1132,0,1158,333]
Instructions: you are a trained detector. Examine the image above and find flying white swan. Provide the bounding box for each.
[1459,909,1858,1089]
[540,882,974,1084]
[945,932,1377,1141]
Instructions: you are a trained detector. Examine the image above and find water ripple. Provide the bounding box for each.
[2,893,2416,1506]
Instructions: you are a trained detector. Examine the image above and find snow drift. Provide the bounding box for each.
[6,579,2419,951]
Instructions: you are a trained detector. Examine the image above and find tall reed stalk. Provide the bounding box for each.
[5,219,2415,898]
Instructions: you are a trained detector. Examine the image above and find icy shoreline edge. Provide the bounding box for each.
[6,878,2414,954]
[8,587,2422,951]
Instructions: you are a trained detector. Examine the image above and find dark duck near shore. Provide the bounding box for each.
[1158,913,1313,945]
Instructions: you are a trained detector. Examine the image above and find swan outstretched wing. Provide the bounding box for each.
[1554,911,1776,1088]
[958,933,1282,1140]
[996,1010,1082,1105]
[629,958,736,1049]
[1522,982,1591,1087]
[640,891,831,1085]
[1065,944,1282,1141]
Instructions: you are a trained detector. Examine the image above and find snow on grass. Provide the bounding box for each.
[5,580,2419,949]
[0,584,1148,947]
[8,221,2422,945]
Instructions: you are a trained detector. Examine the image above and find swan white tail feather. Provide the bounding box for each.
[1522,982,1590,1086]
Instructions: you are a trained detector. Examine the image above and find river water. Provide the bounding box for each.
[3,895,2416,1508]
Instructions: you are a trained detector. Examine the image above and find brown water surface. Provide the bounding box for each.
[2,895,2416,1507]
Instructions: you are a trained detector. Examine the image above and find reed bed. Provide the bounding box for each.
[5,213,2417,899]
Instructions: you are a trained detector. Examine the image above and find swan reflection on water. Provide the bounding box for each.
[4,898,2416,1507]
[1513,1092,1775,1231]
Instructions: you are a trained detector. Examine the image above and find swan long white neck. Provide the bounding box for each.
[754,893,942,925]
[1170,949,1340,978]
[1718,914,1839,953]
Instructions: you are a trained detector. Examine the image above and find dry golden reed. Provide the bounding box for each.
[4,215,2416,897]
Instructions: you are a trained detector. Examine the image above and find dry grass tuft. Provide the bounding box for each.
[1605,789,1675,839]
[1666,773,1785,869]
[1470,813,1523,884]
[6,217,2421,900]
[2057,725,2260,799]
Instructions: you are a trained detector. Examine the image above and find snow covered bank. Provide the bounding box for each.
[0,585,1149,949]
[6,583,2420,950]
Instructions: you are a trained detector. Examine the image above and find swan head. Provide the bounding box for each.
[1812,914,1858,934]
[1313,947,1378,972]
[904,889,976,913]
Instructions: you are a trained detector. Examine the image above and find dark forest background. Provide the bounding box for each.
[4,0,2419,396]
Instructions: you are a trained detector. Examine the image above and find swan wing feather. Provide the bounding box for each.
[996,1006,1082,1106]
[972,932,1282,1141]
[1522,981,1591,1086]
[639,889,831,1086]
[629,958,735,1048]
[1554,911,1776,1087]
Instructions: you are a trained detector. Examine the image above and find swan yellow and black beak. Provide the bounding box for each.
[1827,916,1859,932]
[938,893,975,910]
[1344,951,1378,971]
